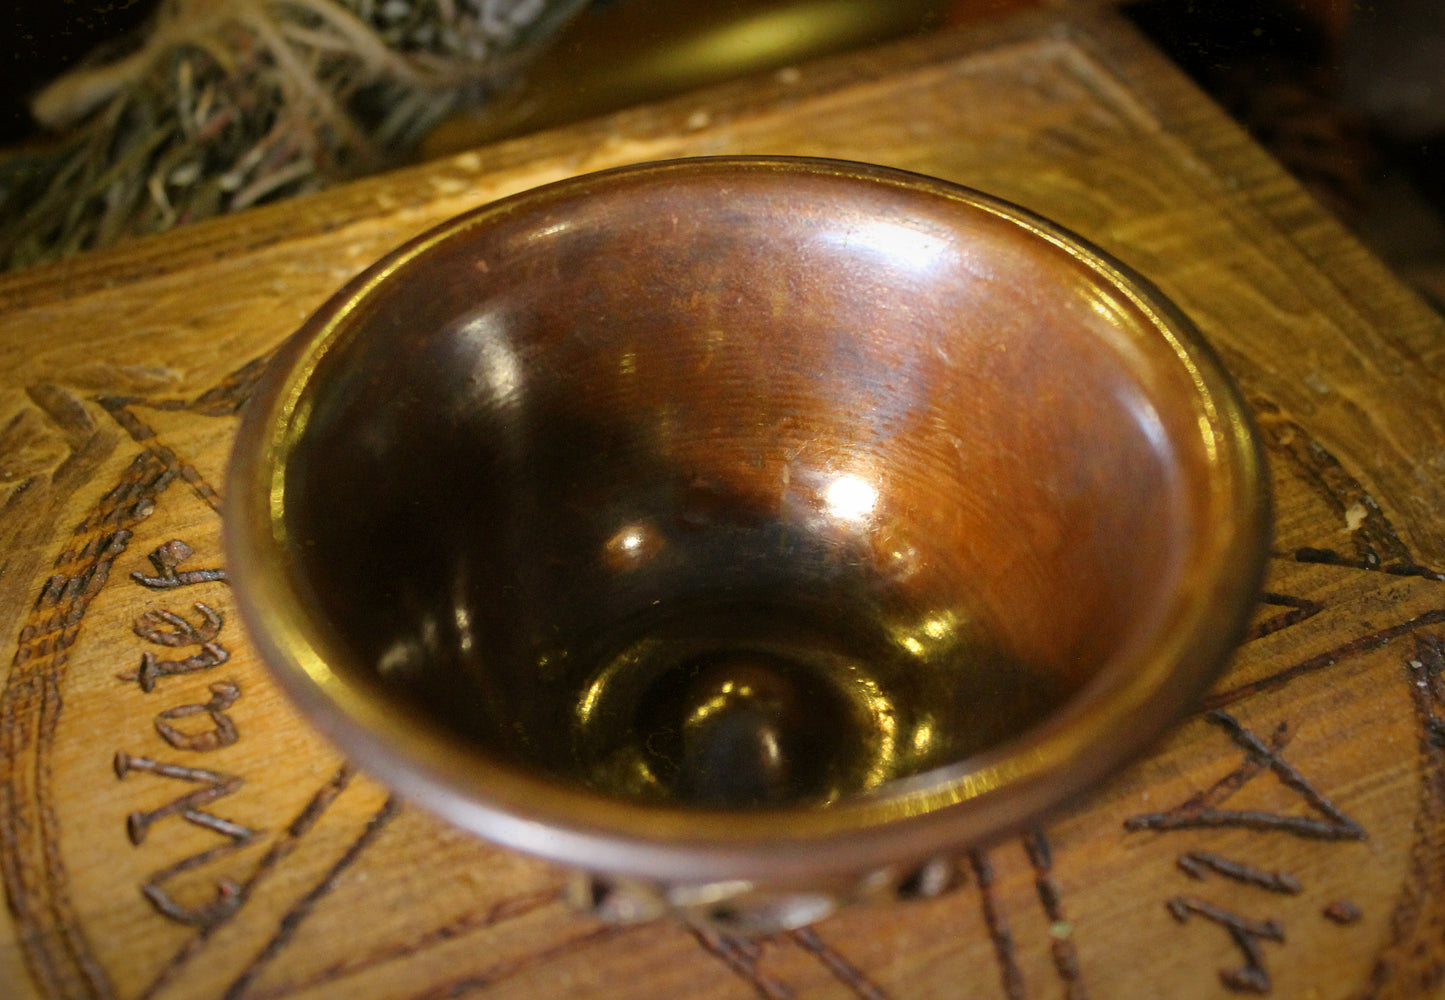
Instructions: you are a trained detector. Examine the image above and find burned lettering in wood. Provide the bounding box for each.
[153,681,241,752]
[140,835,254,928]
[1177,852,1303,895]
[112,753,252,845]
[1123,707,1378,993]
[133,765,357,1000]
[1246,592,1324,643]
[122,643,230,693]
[1167,896,1284,994]
[2,358,355,994]
[112,753,260,927]
[131,603,223,647]
[131,539,228,590]
[116,601,229,692]
[1124,711,1366,841]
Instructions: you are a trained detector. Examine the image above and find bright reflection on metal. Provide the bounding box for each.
[883,540,920,582]
[1127,392,1170,456]
[454,605,474,654]
[376,640,416,678]
[890,610,960,660]
[531,220,572,241]
[921,614,954,640]
[229,156,1271,902]
[757,727,783,772]
[1197,414,1220,464]
[461,313,522,408]
[822,474,878,523]
[686,681,742,728]
[1079,277,1223,467]
[604,521,663,570]
[376,613,441,680]
[1087,288,1128,326]
[270,391,315,546]
[576,672,607,727]
[910,718,935,754]
[573,639,655,730]
[808,667,901,793]
[828,217,951,274]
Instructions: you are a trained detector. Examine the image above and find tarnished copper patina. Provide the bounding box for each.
[225,157,1269,931]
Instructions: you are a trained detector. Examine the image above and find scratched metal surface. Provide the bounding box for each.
[2,8,1445,1000]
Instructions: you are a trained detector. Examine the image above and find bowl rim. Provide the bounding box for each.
[224,154,1270,886]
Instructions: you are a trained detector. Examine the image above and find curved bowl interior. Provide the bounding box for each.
[227,157,1267,880]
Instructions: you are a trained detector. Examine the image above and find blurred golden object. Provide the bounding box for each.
[422,0,1036,155]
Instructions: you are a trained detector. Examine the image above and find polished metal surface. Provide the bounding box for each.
[225,157,1269,924]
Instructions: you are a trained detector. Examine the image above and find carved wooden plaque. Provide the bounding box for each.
[4,9,1444,999]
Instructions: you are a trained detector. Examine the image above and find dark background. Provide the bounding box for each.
[3,0,1443,305]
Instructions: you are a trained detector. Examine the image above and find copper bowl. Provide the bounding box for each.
[225,156,1268,930]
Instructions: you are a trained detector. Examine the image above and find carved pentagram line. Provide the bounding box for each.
[1205,608,1445,712]
[221,795,401,1000]
[136,764,357,1000]
[970,849,1026,1000]
[99,403,223,512]
[1251,397,1412,566]
[90,351,274,517]
[1360,633,1445,998]
[687,925,794,1000]
[391,925,631,1000]
[789,926,891,1000]
[1246,591,1324,643]
[95,354,273,421]
[691,917,897,999]
[1023,829,1089,999]
[247,887,561,1000]
[1294,547,1445,581]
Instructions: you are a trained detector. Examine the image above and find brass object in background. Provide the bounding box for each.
[421,0,1036,155]
[225,156,1269,933]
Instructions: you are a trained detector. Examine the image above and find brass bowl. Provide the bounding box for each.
[225,156,1268,930]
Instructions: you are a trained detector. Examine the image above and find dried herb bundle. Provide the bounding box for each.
[0,0,587,271]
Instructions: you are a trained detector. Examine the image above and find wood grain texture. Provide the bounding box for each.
[3,7,1445,998]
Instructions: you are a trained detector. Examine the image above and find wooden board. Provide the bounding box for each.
[4,7,1445,998]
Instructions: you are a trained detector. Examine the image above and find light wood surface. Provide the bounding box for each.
[4,7,1445,999]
